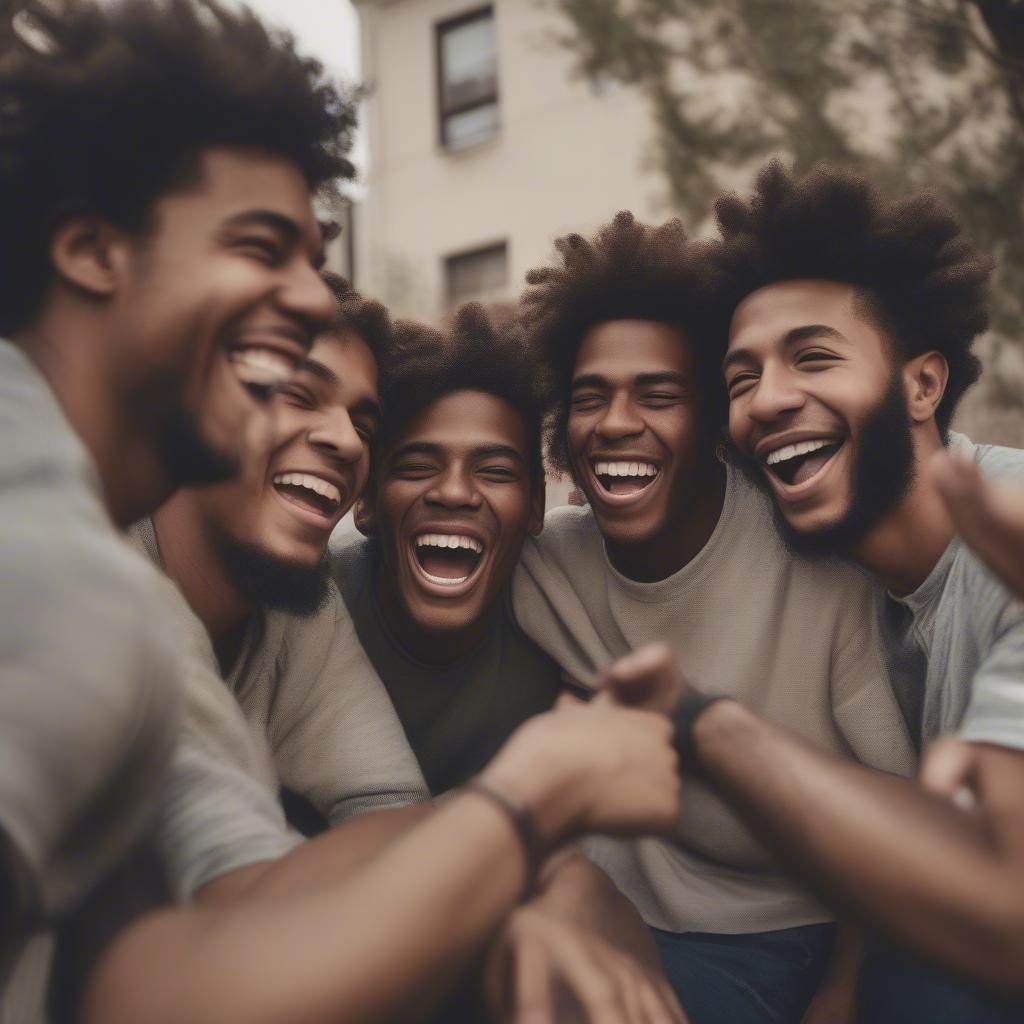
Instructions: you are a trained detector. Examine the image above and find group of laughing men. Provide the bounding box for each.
[3,2,1024,1023]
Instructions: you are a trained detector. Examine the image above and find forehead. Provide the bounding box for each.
[306,329,379,399]
[153,146,321,247]
[728,279,884,357]
[574,319,693,381]
[394,389,529,456]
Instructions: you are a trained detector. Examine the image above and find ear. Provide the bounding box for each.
[49,217,131,299]
[902,351,948,425]
[354,495,376,537]
[528,476,546,537]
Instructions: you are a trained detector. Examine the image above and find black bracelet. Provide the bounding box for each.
[462,777,542,899]
[672,688,726,776]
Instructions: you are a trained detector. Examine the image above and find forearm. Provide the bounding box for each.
[530,848,661,969]
[694,700,1024,994]
[86,791,531,1024]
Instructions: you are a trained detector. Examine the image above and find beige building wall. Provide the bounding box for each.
[353,0,667,320]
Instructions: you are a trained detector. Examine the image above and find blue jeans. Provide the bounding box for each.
[651,923,836,1024]
[857,945,1024,1024]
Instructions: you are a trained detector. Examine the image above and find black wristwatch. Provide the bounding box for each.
[672,688,726,775]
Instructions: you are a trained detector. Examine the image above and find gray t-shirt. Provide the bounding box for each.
[0,341,179,1011]
[881,434,1024,750]
[132,520,427,901]
[512,465,915,935]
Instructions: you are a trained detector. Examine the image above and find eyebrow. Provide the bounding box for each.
[571,372,688,389]
[296,359,381,419]
[722,324,847,373]
[223,209,326,267]
[389,441,526,464]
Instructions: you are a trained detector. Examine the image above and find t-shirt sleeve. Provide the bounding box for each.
[830,585,916,777]
[0,515,179,925]
[155,595,300,902]
[264,592,429,825]
[959,598,1024,752]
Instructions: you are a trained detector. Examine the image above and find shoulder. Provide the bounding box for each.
[953,434,1024,482]
[328,530,373,611]
[528,504,603,561]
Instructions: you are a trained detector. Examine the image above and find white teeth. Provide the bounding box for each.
[272,472,342,506]
[420,570,470,586]
[230,347,295,387]
[414,533,483,553]
[593,461,659,478]
[765,439,831,466]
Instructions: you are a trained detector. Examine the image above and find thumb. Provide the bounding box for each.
[600,642,685,713]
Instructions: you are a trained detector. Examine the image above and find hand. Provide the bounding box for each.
[594,642,690,714]
[929,451,1024,600]
[482,699,681,846]
[800,983,857,1024]
[483,906,688,1024]
[920,735,982,811]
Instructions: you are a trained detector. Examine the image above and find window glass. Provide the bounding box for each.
[445,242,508,305]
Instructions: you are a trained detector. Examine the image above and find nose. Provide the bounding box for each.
[425,463,481,511]
[745,364,806,425]
[278,260,337,341]
[307,407,365,464]
[595,391,644,442]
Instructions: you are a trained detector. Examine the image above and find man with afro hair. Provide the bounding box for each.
[677,159,1024,1019]
[511,212,915,1023]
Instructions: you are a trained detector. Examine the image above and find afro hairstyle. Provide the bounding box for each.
[373,302,554,489]
[320,272,395,370]
[520,211,725,473]
[710,159,992,437]
[0,0,356,334]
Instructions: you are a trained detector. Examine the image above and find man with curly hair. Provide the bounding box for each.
[0,0,346,1000]
[513,212,915,1023]
[697,160,1024,1019]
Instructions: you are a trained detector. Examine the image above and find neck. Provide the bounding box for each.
[605,461,727,582]
[374,567,494,667]
[153,493,254,648]
[14,310,173,526]
[851,426,955,596]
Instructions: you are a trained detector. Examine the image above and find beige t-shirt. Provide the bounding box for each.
[512,465,915,935]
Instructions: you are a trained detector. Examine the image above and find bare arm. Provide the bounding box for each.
[692,698,1024,996]
[84,700,680,1024]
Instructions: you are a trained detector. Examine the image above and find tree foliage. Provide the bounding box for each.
[551,0,1024,351]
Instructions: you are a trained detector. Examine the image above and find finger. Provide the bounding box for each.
[647,972,689,1024]
[920,735,976,799]
[512,939,555,1024]
[548,938,627,1024]
[604,643,684,712]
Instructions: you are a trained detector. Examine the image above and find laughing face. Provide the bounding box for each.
[567,320,714,553]
[116,146,334,490]
[196,328,379,609]
[364,389,542,644]
[725,280,915,550]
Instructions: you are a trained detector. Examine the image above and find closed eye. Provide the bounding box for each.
[277,385,314,409]
[796,350,841,367]
[726,372,759,396]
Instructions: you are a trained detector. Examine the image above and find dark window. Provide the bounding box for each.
[436,7,499,150]
[445,241,508,305]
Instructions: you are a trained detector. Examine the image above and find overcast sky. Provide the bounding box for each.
[239,0,365,173]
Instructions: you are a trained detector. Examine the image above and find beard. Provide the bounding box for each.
[217,537,330,616]
[157,406,239,488]
[729,377,916,558]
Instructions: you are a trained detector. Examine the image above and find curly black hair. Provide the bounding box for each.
[520,211,724,473]
[0,0,356,334]
[710,160,992,437]
[374,303,553,487]
[320,272,395,370]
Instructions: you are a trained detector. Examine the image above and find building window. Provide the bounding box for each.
[445,241,508,305]
[436,7,499,151]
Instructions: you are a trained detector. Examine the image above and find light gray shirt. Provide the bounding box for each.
[512,465,915,934]
[0,340,179,1013]
[882,434,1024,750]
[132,521,427,901]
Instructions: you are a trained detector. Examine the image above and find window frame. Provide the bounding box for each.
[435,5,499,149]
[444,239,509,306]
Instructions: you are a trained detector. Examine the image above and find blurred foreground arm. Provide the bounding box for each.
[84,699,680,1024]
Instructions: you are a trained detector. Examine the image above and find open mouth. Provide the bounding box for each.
[763,439,843,488]
[592,460,660,498]
[412,533,485,587]
[272,471,343,521]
